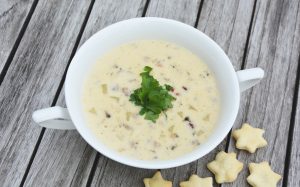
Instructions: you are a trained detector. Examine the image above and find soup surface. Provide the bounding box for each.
[82,40,220,160]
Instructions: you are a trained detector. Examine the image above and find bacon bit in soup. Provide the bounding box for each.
[188,123,195,129]
[184,116,195,129]
[101,84,107,94]
[105,111,111,118]
[89,107,97,114]
[182,86,188,91]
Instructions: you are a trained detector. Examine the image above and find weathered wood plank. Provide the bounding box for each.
[224,0,300,186]
[288,82,300,186]
[92,158,153,187]
[78,0,148,46]
[0,0,91,186]
[0,0,34,73]
[23,0,148,186]
[91,0,202,186]
[195,0,256,186]
[146,0,201,26]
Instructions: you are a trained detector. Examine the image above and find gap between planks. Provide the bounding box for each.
[141,0,151,17]
[0,0,39,85]
[223,0,258,154]
[282,51,300,187]
[86,153,101,187]
[193,0,205,28]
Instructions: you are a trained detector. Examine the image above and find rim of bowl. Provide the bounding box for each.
[65,17,240,169]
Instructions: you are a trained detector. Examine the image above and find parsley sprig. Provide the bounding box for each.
[129,66,176,122]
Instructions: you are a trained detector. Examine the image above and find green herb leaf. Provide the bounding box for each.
[165,84,173,91]
[129,66,176,122]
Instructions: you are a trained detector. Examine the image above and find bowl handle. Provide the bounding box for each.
[236,68,264,92]
[32,106,76,130]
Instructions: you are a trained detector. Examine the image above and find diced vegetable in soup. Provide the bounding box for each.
[82,40,220,160]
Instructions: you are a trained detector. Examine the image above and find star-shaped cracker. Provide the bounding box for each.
[143,171,172,187]
[247,162,281,187]
[180,174,212,187]
[207,151,243,183]
[232,123,267,153]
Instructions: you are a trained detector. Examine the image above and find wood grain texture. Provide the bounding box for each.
[0,0,91,186]
[224,0,300,186]
[288,84,300,187]
[146,0,201,26]
[77,0,148,46]
[23,0,148,186]
[0,0,34,72]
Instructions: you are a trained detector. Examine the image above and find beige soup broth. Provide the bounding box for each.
[82,40,221,160]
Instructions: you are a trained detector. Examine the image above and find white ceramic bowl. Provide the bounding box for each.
[32,17,264,169]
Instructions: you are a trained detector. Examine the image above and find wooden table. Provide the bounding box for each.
[0,0,299,186]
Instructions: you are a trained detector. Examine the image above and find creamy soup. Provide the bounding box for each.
[82,40,220,160]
